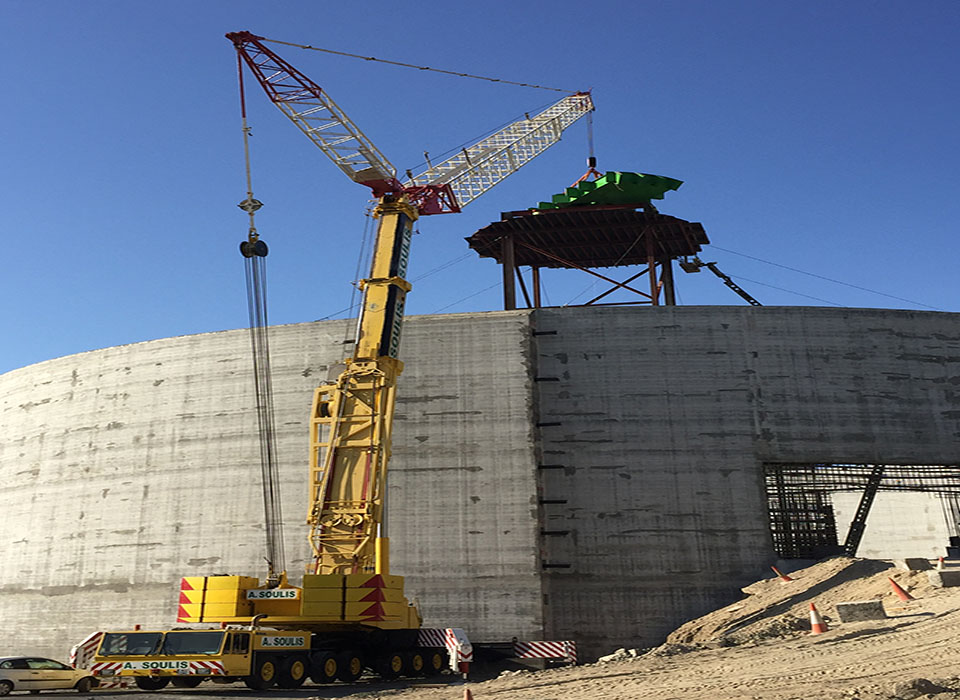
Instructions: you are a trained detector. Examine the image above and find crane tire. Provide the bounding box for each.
[171,677,203,688]
[405,651,426,677]
[309,652,338,684]
[134,677,170,691]
[334,652,363,683]
[276,655,308,689]
[425,649,447,675]
[244,656,278,690]
[375,651,405,680]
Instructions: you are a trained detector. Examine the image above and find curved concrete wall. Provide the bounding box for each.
[2,306,959,660]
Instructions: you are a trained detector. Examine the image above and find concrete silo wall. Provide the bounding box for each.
[531,306,960,654]
[0,311,541,660]
[2,306,959,661]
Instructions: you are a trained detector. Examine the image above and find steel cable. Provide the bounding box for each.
[236,49,286,582]
[262,37,577,94]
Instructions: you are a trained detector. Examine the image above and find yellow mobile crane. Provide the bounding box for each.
[91,32,592,690]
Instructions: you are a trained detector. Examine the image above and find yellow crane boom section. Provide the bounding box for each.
[308,197,417,576]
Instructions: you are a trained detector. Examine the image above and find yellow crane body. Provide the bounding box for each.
[177,197,421,631]
[90,36,591,687]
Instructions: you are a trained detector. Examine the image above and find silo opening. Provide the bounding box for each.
[763,463,960,559]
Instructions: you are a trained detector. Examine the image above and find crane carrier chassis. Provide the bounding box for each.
[85,626,471,690]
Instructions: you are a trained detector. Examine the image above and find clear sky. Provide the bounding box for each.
[2,1,958,374]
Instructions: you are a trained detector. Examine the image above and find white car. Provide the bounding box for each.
[0,658,97,695]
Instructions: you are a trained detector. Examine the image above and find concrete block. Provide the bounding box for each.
[895,558,933,571]
[927,570,960,588]
[835,600,887,622]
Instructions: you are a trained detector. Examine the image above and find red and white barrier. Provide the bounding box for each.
[513,640,577,664]
[417,628,473,673]
[70,631,104,669]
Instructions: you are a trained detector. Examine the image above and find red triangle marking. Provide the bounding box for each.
[360,588,386,602]
[177,605,192,620]
[360,575,385,588]
[360,602,385,617]
[180,578,194,590]
[179,592,192,604]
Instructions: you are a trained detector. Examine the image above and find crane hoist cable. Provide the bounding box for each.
[261,36,577,93]
[235,51,286,586]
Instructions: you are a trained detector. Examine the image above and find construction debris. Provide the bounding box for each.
[835,600,887,622]
[927,569,960,588]
[894,558,933,571]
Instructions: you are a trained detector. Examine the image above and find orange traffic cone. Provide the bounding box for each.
[889,577,915,602]
[771,566,793,582]
[808,603,828,634]
[937,557,946,571]
[464,688,474,700]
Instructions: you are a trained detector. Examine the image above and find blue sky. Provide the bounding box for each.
[2,1,958,374]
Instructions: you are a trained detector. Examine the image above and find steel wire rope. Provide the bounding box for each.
[432,282,501,314]
[236,51,286,581]
[261,37,577,94]
[243,254,287,578]
[411,251,473,281]
[259,35,580,179]
[341,206,377,358]
[709,244,940,310]
[724,274,843,306]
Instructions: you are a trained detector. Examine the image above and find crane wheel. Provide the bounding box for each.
[134,677,170,691]
[425,649,447,675]
[276,655,308,689]
[334,652,363,683]
[171,677,203,688]
[309,652,338,684]
[243,657,278,690]
[405,651,426,677]
[375,651,405,680]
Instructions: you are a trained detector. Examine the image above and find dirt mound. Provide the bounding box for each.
[666,556,934,645]
[375,556,960,700]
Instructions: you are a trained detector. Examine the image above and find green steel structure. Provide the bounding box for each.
[536,171,682,210]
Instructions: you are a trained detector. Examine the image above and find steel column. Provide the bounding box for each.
[646,234,659,306]
[843,465,885,557]
[661,258,676,306]
[501,234,516,310]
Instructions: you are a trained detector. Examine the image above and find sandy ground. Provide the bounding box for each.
[88,559,960,700]
[360,558,960,700]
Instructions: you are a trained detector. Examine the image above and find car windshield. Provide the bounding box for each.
[99,633,163,656]
[160,632,225,656]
